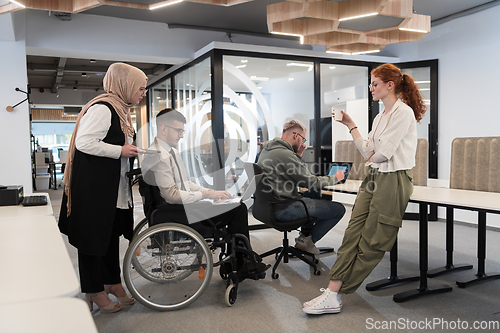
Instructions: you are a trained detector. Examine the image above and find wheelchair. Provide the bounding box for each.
[123,169,265,311]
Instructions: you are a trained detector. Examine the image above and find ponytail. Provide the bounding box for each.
[371,64,427,122]
[398,73,427,123]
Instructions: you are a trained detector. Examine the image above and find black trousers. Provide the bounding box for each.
[159,203,250,268]
[78,208,128,293]
[159,203,249,239]
[217,203,249,240]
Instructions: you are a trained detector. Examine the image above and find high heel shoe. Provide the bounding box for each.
[85,291,121,314]
[104,284,135,305]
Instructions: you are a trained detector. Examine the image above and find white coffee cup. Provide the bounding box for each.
[334,109,343,121]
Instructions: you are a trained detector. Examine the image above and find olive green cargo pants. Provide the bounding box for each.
[329,167,413,294]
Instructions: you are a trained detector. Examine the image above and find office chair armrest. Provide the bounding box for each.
[126,168,142,179]
[126,168,143,186]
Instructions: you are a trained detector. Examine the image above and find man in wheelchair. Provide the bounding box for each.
[141,108,270,282]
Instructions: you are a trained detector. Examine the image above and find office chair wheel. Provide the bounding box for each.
[224,283,237,307]
[314,270,321,276]
[272,273,279,279]
[132,217,149,239]
[123,223,213,311]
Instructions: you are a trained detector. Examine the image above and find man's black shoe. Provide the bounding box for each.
[238,262,271,281]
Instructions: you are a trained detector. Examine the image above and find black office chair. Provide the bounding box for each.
[246,163,324,278]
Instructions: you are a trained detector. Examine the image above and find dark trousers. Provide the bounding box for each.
[217,203,249,240]
[160,203,250,268]
[78,208,127,293]
[163,203,249,239]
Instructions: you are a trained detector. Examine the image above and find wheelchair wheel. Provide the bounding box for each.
[123,223,213,311]
[224,283,237,307]
[132,217,149,239]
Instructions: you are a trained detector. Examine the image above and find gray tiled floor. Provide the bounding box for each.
[43,184,500,333]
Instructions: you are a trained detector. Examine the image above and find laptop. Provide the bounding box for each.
[327,162,353,184]
[212,174,263,205]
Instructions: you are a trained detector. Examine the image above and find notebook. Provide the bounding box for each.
[327,162,353,184]
[212,174,263,205]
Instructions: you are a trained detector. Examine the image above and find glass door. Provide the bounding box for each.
[397,60,438,179]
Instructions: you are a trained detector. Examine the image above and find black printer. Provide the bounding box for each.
[0,185,24,206]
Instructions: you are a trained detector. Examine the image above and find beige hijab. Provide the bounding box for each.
[63,62,148,215]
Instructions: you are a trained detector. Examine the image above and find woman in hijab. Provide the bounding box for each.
[59,62,148,314]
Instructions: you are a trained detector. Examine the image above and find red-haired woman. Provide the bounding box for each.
[303,63,426,315]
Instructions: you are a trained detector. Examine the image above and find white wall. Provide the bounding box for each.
[384,6,500,227]
[384,6,500,180]
[0,12,32,193]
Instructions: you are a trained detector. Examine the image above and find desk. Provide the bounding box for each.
[0,215,80,306]
[408,186,500,290]
[0,193,53,220]
[0,297,98,333]
[324,180,500,302]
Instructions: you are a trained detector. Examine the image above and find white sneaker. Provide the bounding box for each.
[302,288,342,315]
[295,233,320,255]
[303,288,342,308]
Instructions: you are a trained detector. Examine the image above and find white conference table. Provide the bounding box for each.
[0,193,53,220]
[0,297,97,333]
[326,179,500,211]
[324,180,500,302]
[0,215,80,306]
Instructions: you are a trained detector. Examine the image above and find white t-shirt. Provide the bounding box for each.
[354,99,417,172]
[75,104,132,209]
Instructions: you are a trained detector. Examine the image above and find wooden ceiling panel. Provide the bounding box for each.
[267,0,431,54]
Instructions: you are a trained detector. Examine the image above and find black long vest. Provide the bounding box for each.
[58,102,133,256]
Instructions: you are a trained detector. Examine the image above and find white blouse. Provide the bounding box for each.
[75,104,132,209]
[354,99,417,173]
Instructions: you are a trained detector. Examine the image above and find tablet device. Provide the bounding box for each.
[138,149,160,155]
[328,162,352,184]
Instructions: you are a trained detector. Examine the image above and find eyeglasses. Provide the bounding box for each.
[164,125,185,135]
[139,88,148,95]
[368,83,378,90]
[293,132,307,144]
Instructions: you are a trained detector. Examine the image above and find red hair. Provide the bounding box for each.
[371,63,426,122]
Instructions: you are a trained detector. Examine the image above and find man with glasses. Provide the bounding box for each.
[257,119,346,255]
[143,108,269,280]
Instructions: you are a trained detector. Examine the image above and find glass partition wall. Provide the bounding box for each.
[146,49,438,193]
[222,56,314,191]
[321,64,369,175]
[174,58,213,190]
[149,75,172,143]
